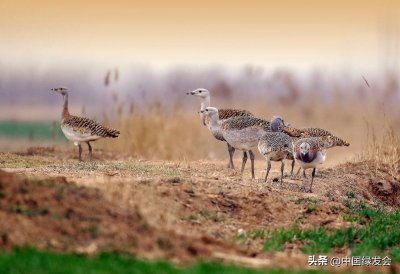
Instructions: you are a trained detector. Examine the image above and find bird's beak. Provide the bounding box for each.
[187,91,195,95]
[199,110,205,114]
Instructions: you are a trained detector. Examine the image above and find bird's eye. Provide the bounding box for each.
[199,90,202,93]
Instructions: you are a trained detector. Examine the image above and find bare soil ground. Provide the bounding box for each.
[0,147,399,271]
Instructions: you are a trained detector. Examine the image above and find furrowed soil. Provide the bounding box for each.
[0,147,399,272]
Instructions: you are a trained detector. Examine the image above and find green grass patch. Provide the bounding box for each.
[292,198,321,213]
[345,192,356,199]
[0,121,65,140]
[233,229,269,246]
[0,248,330,274]
[7,204,50,217]
[263,205,400,261]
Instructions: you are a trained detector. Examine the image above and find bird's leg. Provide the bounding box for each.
[240,151,248,178]
[296,167,302,176]
[249,150,255,179]
[290,159,295,177]
[309,168,316,193]
[78,144,82,161]
[227,143,235,169]
[299,168,307,192]
[280,161,285,185]
[87,142,93,160]
[264,158,271,182]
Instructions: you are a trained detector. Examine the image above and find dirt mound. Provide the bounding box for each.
[2,150,400,269]
[0,170,247,262]
[337,161,400,207]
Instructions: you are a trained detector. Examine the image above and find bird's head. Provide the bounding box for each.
[187,88,210,99]
[270,116,285,132]
[299,142,311,156]
[51,87,69,95]
[200,107,219,117]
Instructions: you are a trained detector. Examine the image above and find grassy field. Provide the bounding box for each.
[0,249,332,274]
[0,141,399,273]
[263,204,400,261]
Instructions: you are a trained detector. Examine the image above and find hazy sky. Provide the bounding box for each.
[1,0,399,72]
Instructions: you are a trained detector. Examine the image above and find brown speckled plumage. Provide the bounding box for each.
[62,116,120,138]
[258,132,293,156]
[221,116,271,131]
[283,127,350,146]
[204,108,253,126]
[258,132,294,182]
[219,109,253,120]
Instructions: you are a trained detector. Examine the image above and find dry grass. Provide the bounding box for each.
[102,104,220,160]
[0,153,51,168]
[101,93,399,163]
[362,123,400,178]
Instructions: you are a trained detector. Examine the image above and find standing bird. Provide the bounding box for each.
[282,126,350,176]
[202,107,284,179]
[51,87,120,161]
[258,131,294,184]
[293,135,349,192]
[187,88,253,169]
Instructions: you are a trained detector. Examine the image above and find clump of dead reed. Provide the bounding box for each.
[101,102,225,160]
[362,121,400,178]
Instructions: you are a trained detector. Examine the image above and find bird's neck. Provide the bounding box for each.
[62,94,70,120]
[200,95,210,111]
[209,113,219,132]
[199,96,210,123]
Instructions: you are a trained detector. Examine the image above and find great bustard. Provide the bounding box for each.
[51,87,120,161]
[282,126,350,176]
[187,88,253,169]
[258,131,294,184]
[293,135,349,192]
[202,107,284,179]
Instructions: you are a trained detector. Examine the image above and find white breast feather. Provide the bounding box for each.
[61,126,101,144]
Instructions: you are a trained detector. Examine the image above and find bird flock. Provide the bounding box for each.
[187,88,350,193]
[52,86,349,193]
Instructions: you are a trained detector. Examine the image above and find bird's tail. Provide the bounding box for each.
[320,135,350,147]
[105,127,120,138]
